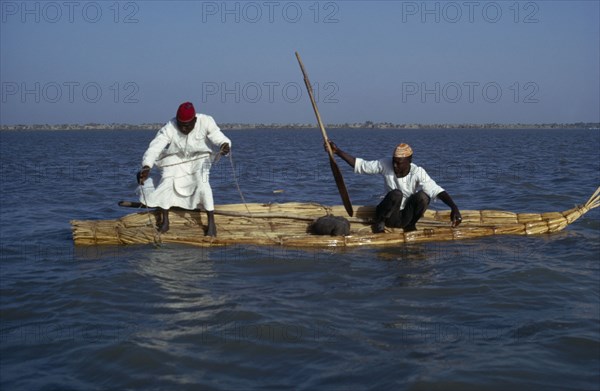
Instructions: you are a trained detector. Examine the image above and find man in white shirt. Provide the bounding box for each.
[327,141,462,233]
[137,102,231,237]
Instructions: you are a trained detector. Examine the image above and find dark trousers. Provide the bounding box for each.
[375,190,430,229]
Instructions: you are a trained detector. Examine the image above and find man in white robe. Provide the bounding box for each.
[327,141,462,233]
[137,102,231,236]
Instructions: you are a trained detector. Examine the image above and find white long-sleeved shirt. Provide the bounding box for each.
[142,114,231,177]
[354,157,444,210]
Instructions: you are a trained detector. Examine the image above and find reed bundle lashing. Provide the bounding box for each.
[71,187,599,248]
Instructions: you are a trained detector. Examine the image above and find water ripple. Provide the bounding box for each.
[1,129,599,390]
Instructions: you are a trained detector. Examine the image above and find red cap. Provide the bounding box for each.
[176,102,196,122]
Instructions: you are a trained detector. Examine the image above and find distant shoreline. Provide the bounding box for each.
[1,122,599,131]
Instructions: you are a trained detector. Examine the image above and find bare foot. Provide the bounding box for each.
[158,220,169,233]
[373,221,386,233]
[157,208,170,233]
[205,223,217,237]
[205,211,217,237]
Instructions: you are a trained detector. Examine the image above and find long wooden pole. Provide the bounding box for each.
[295,51,353,217]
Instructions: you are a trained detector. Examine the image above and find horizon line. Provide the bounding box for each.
[2,121,599,130]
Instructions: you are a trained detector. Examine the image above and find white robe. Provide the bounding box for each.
[138,114,231,211]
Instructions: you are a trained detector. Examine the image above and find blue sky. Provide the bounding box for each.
[1,0,599,125]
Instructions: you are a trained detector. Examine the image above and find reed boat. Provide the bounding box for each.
[70,187,599,248]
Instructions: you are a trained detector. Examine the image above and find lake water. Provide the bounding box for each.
[1,128,599,390]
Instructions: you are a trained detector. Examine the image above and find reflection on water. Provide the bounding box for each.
[1,129,599,390]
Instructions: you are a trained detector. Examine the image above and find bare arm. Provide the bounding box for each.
[437,191,462,227]
[326,140,356,168]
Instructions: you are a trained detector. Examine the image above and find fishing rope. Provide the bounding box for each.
[226,151,251,214]
[156,149,241,211]
[157,154,210,168]
[155,135,217,168]
[160,149,274,243]
[138,177,161,246]
[137,148,278,245]
[225,151,280,245]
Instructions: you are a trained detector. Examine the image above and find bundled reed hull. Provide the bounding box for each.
[70,187,599,248]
